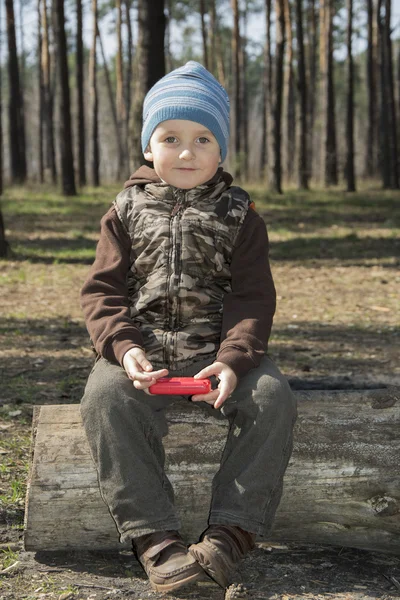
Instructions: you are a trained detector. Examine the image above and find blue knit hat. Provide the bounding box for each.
[141,61,230,162]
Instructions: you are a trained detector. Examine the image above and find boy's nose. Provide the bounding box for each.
[179,148,195,161]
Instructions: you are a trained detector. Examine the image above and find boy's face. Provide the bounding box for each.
[144,120,221,189]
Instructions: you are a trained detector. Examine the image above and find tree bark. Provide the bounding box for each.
[25,388,400,553]
[320,0,338,186]
[200,0,208,70]
[231,0,241,176]
[37,0,44,183]
[208,0,217,75]
[270,0,285,193]
[116,0,127,178]
[5,0,27,183]
[377,0,391,188]
[41,0,57,183]
[76,0,86,186]
[345,0,356,191]
[283,0,296,182]
[261,0,272,179]
[97,24,121,166]
[0,0,3,197]
[129,0,165,171]
[240,2,249,180]
[0,1,7,257]
[295,0,308,189]
[53,0,76,195]
[124,0,133,129]
[89,0,99,186]
[306,0,317,181]
[365,0,377,177]
[383,0,399,188]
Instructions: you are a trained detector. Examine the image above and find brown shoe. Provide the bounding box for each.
[133,530,204,593]
[189,525,256,588]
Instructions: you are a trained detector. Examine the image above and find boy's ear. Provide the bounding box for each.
[144,150,153,162]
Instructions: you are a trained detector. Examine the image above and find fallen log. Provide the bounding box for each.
[24,387,400,554]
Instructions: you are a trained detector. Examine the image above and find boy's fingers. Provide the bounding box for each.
[191,389,219,404]
[194,365,219,380]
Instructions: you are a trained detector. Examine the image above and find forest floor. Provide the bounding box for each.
[0,182,399,600]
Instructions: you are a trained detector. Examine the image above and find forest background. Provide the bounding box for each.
[1,0,400,209]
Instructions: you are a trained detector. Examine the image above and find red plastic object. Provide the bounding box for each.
[149,377,211,395]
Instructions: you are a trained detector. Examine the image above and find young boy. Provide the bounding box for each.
[80,61,297,593]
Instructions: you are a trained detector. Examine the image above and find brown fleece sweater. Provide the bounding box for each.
[81,167,276,379]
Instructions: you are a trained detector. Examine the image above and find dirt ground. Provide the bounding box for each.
[0,185,399,599]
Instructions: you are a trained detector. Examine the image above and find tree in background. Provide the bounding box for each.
[0,0,9,257]
[345,0,356,191]
[53,0,76,195]
[130,0,165,171]
[382,0,398,188]
[320,0,337,186]
[306,0,317,180]
[295,0,308,189]
[116,0,127,177]
[89,0,99,186]
[261,0,272,179]
[270,0,285,193]
[365,0,377,177]
[41,0,57,183]
[5,0,27,183]
[231,0,241,176]
[283,0,296,181]
[200,0,209,69]
[76,0,86,187]
[37,0,44,183]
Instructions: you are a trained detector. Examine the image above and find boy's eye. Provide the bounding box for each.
[165,136,178,143]
[197,137,210,144]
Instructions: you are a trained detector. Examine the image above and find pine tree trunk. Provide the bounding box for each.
[231,0,241,175]
[129,0,165,171]
[0,0,3,197]
[215,10,226,88]
[345,0,356,191]
[42,0,57,183]
[53,0,76,195]
[76,0,86,186]
[209,0,216,76]
[5,0,27,183]
[377,0,391,188]
[321,0,337,186]
[89,0,99,186]
[306,0,317,181]
[116,0,127,178]
[0,1,8,258]
[261,0,272,179]
[240,3,249,180]
[97,25,119,150]
[124,0,133,129]
[296,0,308,189]
[383,0,399,188]
[365,0,377,177]
[270,0,285,193]
[200,0,208,70]
[283,0,295,182]
[165,0,172,72]
[37,0,44,183]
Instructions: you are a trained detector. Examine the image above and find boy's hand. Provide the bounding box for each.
[122,347,168,390]
[192,362,238,409]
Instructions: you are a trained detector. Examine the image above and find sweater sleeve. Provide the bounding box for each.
[80,206,144,366]
[216,208,276,379]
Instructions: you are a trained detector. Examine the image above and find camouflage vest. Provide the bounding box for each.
[114,177,251,371]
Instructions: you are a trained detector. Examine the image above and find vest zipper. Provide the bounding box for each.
[167,191,186,366]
